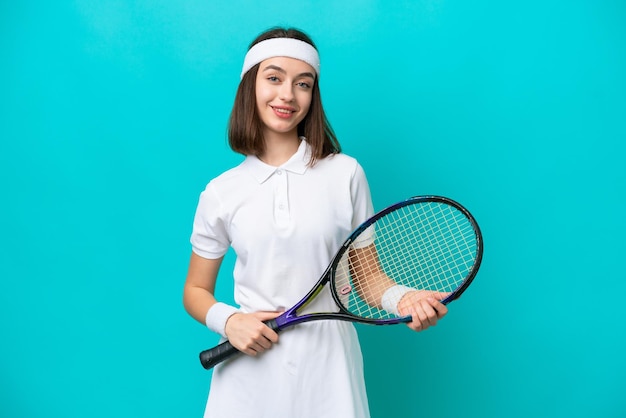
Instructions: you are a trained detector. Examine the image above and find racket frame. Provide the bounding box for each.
[271,196,483,331]
[200,195,483,369]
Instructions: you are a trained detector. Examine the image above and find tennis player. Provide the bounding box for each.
[183,27,448,418]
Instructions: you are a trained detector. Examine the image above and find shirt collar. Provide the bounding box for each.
[242,139,310,184]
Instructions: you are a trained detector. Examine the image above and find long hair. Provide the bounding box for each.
[228,27,341,166]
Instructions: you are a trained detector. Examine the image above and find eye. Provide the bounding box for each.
[267,75,280,82]
[297,81,312,89]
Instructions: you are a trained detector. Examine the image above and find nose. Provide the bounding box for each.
[278,82,294,102]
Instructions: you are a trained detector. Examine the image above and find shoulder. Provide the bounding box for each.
[317,151,361,170]
[204,161,248,191]
[315,152,367,179]
[195,162,252,211]
[326,151,358,164]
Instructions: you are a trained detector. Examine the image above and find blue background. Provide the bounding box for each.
[1,1,625,417]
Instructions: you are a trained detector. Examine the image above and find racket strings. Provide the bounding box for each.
[334,201,478,319]
[386,203,476,292]
[399,204,475,289]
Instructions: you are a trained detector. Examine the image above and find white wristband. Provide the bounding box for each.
[381,285,414,316]
[205,302,239,338]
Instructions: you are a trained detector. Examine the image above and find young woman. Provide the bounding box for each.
[183,27,448,418]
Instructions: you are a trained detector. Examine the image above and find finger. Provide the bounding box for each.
[251,341,268,353]
[427,297,449,318]
[405,305,426,331]
[239,341,259,356]
[410,302,438,331]
[230,325,276,355]
[406,319,422,332]
[252,312,282,342]
[433,291,452,301]
[421,300,440,324]
[256,334,274,350]
[243,345,258,356]
[416,302,433,322]
[253,310,284,321]
[241,337,271,356]
[250,322,279,346]
[263,328,279,344]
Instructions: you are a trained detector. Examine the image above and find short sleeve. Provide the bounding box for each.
[190,184,231,259]
[350,162,374,229]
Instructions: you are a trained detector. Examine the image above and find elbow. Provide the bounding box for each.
[182,283,194,315]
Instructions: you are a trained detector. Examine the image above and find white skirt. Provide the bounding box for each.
[203,321,370,418]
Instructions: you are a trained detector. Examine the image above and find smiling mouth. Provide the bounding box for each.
[271,106,296,115]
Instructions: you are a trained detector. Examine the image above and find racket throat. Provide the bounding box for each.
[273,312,311,329]
[273,311,359,329]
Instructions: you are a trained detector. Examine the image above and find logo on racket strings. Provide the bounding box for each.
[340,285,352,295]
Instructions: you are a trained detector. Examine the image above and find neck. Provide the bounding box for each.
[259,132,301,167]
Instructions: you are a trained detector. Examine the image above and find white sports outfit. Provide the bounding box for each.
[191,140,374,418]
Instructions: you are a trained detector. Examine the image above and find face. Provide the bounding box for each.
[255,56,316,139]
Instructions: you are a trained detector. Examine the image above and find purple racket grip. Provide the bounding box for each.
[199,319,280,370]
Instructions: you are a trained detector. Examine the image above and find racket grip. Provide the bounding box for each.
[199,318,282,370]
[199,340,240,370]
[265,318,279,331]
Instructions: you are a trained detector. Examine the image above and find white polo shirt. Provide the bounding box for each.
[191,139,373,313]
[191,140,374,418]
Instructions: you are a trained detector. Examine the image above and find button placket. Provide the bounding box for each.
[274,169,290,225]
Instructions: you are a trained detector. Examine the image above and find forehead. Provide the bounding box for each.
[257,56,316,78]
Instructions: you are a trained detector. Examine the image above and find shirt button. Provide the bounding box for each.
[276,170,282,175]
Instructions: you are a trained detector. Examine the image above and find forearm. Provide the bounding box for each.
[183,252,235,333]
[184,281,243,339]
[348,245,396,309]
[353,271,395,309]
[183,283,219,325]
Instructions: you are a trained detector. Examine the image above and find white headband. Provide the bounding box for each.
[240,38,320,79]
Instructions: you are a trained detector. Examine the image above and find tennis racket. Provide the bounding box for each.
[199,195,483,370]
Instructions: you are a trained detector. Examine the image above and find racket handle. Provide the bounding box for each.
[265,318,279,331]
[199,340,240,370]
[198,319,281,370]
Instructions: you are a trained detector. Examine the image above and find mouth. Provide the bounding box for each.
[271,106,297,118]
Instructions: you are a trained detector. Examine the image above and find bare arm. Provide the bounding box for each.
[182,252,280,356]
[348,243,395,309]
[348,243,448,332]
[182,252,223,324]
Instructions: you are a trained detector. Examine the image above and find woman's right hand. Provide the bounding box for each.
[224,311,282,356]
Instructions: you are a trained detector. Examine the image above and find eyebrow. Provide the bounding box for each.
[261,64,315,79]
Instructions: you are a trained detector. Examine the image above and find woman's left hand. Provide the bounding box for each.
[397,291,449,332]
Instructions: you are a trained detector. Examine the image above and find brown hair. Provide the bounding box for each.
[228,27,341,166]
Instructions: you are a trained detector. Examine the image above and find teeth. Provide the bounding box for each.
[274,108,293,114]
